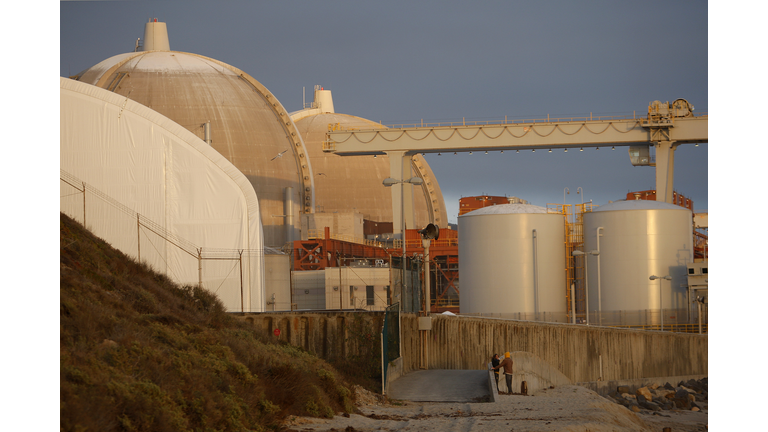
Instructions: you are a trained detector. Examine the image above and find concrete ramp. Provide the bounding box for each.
[387,370,491,402]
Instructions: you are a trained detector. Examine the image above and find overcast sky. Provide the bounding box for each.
[59,0,708,224]
[10,2,759,427]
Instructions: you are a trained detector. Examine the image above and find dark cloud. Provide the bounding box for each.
[60,0,708,223]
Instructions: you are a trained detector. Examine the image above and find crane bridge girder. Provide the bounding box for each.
[324,102,707,227]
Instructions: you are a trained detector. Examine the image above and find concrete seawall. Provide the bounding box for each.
[237,312,707,387]
[401,314,707,384]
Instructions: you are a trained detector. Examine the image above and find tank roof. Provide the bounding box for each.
[592,200,691,212]
[460,203,549,216]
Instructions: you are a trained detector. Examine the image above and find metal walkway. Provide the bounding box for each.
[387,370,492,402]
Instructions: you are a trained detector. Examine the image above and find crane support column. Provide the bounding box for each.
[654,140,679,203]
[386,151,418,233]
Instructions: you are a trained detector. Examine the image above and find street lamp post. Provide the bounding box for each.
[383,176,424,311]
[649,275,672,331]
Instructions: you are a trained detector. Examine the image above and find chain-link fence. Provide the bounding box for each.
[60,169,265,312]
[461,306,708,333]
[381,303,400,393]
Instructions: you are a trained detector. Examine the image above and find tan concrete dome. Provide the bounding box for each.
[293,108,447,228]
[74,49,311,248]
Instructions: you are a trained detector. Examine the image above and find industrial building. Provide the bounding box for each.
[60,19,707,330]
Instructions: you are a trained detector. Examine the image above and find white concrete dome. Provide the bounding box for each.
[74,49,310,248]
[293,111,448,227]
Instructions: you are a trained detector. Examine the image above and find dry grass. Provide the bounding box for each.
[60,213,356,431]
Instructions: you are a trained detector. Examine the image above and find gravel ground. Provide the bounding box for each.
[282,385,707,431]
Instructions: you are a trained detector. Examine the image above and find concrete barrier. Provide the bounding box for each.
[486,363,499,402]
[384,357,403,395]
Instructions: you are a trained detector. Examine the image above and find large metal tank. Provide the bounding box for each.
[582,200,693,326]
[459,204,566,321]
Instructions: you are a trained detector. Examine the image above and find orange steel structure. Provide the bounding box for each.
[458,195,509,216]
[293,226,459,313]
[625,189,693,211]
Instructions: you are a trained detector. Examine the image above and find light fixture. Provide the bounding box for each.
[580,147,583,152]
[516,150,519,153]
[596,147,599,150]
[485,151,488,154]
[469,151,473,154]
[612,146,615,150]
[438,153,442,156]
[564,148,568,152]
[548,149,552,153]
[454,152,457,155]
[695,143,699,147]
[500,150,504,154]
[532,149,535,152]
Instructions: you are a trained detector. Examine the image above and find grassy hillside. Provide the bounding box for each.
[60,213,356,431]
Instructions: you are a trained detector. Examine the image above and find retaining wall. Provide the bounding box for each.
[236,312,707,387]
[237,311,384,360]
[401,314,707,384]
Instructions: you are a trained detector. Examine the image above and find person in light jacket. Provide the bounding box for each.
[493,352,513,393]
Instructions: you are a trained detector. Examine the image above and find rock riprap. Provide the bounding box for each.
[605,378,707,414]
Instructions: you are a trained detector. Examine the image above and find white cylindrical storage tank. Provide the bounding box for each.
[582,200,693,327]
[459,204,566,322]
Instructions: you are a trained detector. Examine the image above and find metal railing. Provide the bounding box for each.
[459,308,708,334]
[306,229,385,248]
[434,298,460,308]
[394,238,459,250]
[608,323,708,334]
[326,111,709,132]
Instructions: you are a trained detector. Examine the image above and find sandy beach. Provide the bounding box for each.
[283,385,707,432]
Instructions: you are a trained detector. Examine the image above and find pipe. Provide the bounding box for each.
[571,283,576,324]
[204,121,212,145]
[532,229,539,319]
[596,227,603,326]
[423,239,431,315]
[698,301,702,334]
[284,187,294,244]
[599,354,603,381]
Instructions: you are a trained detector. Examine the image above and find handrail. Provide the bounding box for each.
[608,323,708,334]
[305,229,384,248]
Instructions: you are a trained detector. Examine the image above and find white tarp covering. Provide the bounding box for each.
[60,77,265,312]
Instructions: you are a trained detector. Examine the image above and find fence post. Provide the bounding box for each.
[197,248,203,289]
[239,250,244,313]
[82,181,87,228]
[137,214,141,262]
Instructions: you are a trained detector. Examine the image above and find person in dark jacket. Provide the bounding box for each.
[493,352,513,393]
[491,354,500,387]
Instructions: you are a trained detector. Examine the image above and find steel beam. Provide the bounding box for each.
[325,113,707,214]
[325,116,707,155]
